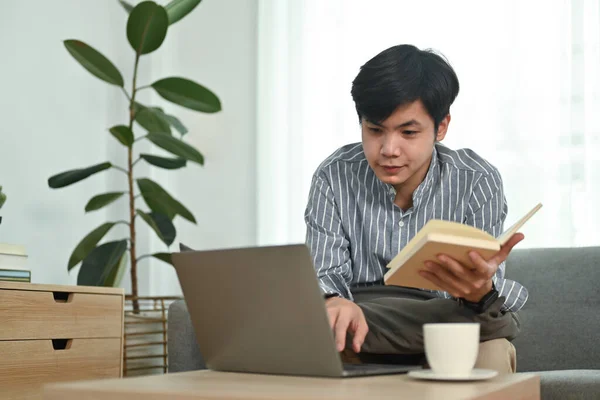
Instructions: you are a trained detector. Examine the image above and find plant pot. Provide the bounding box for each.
[123,295,182,377]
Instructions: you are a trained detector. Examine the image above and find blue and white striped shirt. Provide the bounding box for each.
[304,142,528,312]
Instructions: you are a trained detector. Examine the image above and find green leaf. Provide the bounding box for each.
[104,250,128,287]
[163,114,188,135]
[109,125,134,147]
[135,108,171,134]
[77,240,128,286]
[152,77,221,113]
[134,102,187,135]
[165,0,202,25]
[147,133,204,165]
[48,162,112,189]
[137,209,159,233]
[133,101,147,113]
[118,0,134,13]
[150,212,176,245]
[140,154,186,170]
[152,252,173,266]
[137,209,176,246]
[85,192,125,212]
[64,40,124,87]
[137,178,196,223]
[127,1,169,55]
[0,187,5,209]
[68,222,116,270]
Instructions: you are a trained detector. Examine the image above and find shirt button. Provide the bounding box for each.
[399,221,405,227]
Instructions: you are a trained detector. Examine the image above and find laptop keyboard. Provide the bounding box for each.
[342,362,420,376]
[343,363,405,370]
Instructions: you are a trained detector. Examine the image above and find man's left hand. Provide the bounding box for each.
[418,233,525,302]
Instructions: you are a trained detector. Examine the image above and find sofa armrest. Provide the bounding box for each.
[167,300,205,373]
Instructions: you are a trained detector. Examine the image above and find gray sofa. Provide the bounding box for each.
[167,246,600,399]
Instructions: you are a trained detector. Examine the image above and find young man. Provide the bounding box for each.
[304,44,527,373]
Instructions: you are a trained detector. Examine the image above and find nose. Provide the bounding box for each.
[380,133,402,158]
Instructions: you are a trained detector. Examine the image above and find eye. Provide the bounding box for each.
[403,130,418,136]
[368,126,383,134]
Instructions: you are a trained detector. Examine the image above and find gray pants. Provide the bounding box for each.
[347,286,520,364]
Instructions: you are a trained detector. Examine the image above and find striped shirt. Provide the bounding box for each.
[304,142,528,312]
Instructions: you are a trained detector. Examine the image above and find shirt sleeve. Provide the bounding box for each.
[304,173,354,300]
[464,170,529,312]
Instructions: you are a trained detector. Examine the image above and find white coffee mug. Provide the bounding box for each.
[423,323,480,377]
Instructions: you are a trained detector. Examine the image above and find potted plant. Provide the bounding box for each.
[47,0,221,375]
[0,186,5,224]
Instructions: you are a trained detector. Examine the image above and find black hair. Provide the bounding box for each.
[351,44,459,132]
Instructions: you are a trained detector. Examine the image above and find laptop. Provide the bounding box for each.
[171,243,422,378]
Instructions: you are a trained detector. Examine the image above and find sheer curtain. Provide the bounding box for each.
[256,0,600,249]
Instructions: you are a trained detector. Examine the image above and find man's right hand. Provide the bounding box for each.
[325,296,369,353]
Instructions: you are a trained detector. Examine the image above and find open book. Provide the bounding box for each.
[383,203,542,290]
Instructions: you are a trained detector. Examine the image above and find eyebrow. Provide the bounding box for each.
[368,119,423,129]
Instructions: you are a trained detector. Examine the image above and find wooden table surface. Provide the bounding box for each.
[44,369,540,400]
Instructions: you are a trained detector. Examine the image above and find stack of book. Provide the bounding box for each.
[0,243,30,283]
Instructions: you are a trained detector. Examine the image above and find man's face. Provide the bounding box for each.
[361,100,449,192]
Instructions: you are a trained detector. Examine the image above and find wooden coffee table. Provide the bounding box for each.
[43,370,540,400]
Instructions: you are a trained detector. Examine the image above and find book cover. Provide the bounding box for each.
[0,243,26,256]
[0,253,28,270]
[384,203,542,290]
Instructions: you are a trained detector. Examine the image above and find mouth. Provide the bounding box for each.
[380,165,404,174]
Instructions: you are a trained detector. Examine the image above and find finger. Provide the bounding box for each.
[489,233,525,266]
[437,255,478,281]
[439,255,491,293]
[499,232,525,258]
[352,316,369,353]
[334,315,351,352]
[419,270,461,298]
[326,306,339,331]
[467,251,496,279]
[423,262,473,296]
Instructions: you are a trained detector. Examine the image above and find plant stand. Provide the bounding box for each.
[123,295,181,377]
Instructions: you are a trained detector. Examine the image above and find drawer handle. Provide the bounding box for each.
[52,339,72,350]
[52,291,73,303]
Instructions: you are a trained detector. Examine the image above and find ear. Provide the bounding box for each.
[435,114,451,142]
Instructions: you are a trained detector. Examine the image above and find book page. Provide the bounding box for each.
[423,220,495,241]
[497,203,543,245]
[384,239,500,289]
[385,219,495,271]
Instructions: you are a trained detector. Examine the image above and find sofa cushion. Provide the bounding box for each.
[168,300,205,372]
[507,247,600,372]
[536,370,600,400]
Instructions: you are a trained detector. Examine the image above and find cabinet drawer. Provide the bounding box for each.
[0,289,122,340]
[0,338,121,399]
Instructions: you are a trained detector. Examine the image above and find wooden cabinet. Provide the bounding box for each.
[0,282,124,399]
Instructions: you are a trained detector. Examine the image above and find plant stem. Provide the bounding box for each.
[136,84,152,91]
[132,157,141,167]
[121,87,131,101]
[112,166,129,174]
[128,52,142,313]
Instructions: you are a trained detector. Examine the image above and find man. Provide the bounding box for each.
[304,44,527,373]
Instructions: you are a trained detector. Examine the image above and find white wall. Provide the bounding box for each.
[0,0,258,296]
[255,0,600,250]
[146,0,259,296]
